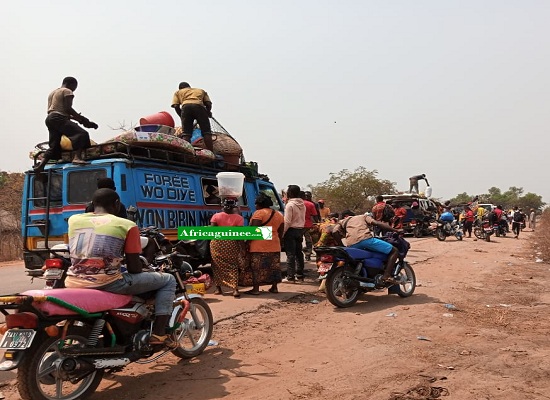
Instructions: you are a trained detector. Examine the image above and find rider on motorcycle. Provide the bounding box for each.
[65,188,177,347]
[493,205,509,233]
[332,212,401,284]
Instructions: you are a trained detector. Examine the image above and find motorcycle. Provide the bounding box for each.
[26,244,71,289]
[315,233,415,308]
[0,252,214,400]
[409,216,435,238]
[435,220,463,241]
[140,227,173,265]
[473,219,494,242]
[173,239,212,271]
[493,222,507,237]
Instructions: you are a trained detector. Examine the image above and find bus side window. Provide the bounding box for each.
[200,178,220,205]
[33,173,62,208]
[67,169,107,204]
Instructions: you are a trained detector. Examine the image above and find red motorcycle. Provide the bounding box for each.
[0,252,213,400]
[474,219,494,242]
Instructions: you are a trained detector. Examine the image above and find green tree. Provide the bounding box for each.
[308,166,396,214]
[517,193,546,211]
[486,187,507,206]
[448,192,472,205]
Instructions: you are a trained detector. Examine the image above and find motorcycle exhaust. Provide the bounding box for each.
[92,358,133,368]
[61,356,133,371]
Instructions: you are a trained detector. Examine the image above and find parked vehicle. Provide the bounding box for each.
[35,244,70,289]
[409,215,435,238]
[139,226,173,265]
[435,220,463,241]
[477,203,496,212]
[0,252,213,400]
[315,233,415,308]
[473,219,494,241]
[22,142,283,276]
[381,194,438,236]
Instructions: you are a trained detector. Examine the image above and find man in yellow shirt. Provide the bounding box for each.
[171,82,214,152]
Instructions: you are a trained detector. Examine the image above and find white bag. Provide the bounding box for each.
[425,186,433,198]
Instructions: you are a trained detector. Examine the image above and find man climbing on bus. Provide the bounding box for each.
[171,82,214,152]
[33,77,98,172]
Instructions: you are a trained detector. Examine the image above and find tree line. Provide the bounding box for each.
[307,166,546,214]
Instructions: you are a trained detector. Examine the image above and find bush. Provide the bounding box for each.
[537,209,550,262]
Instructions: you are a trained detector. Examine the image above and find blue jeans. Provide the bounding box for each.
[350,237,393,254]
[101,272,176,316]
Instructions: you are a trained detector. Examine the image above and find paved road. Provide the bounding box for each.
[0,262,44,294]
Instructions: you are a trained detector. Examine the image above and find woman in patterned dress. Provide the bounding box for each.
[210,198,245,297]
[242,193,284,295]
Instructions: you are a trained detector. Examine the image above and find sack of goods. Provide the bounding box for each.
[191,119,243,165]
[105,130,195,155]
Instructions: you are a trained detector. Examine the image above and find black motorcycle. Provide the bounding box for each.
[409,215,435,238]
[140,227,173,265]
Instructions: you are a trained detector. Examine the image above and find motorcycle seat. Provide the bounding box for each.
[21,289,132,316]
[344,247,387,261]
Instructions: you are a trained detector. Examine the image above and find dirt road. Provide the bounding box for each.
[1,231,548,400]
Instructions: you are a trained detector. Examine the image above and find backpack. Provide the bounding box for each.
[513,211,523,223]
[382,204,395,223]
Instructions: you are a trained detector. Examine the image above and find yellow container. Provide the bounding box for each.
[185,283,206,295]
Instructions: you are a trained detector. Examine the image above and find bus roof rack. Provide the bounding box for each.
[30,141,265,179]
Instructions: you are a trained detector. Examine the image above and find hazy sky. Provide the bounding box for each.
[2,1,549,206]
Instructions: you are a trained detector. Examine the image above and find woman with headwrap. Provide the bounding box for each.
[241,193,284,295]
[210,198,245,297]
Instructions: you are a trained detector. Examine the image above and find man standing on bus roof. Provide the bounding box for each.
[33,77,98,173]
[171,82,214,152]
[409,174,429,194]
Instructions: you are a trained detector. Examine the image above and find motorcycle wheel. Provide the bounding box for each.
[325,266,360,308]
[455,232,463,241]
[436,228,446,241]
[17,328,104,400]
[394,262,416,298]
[413,226,422,238]
[473,227,484,240]
[172,297,214,359]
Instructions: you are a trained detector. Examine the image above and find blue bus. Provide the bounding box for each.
[22,142,283,273]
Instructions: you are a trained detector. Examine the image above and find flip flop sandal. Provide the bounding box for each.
[244,290,260,296]
[149,334,178,349]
